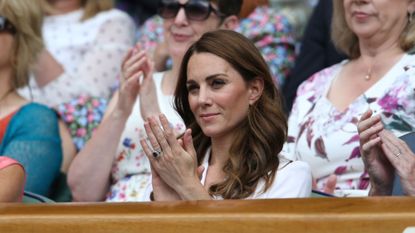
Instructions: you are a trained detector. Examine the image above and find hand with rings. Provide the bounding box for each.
[140,114,204,200]
[378,130,415,195]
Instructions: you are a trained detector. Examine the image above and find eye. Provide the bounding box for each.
[210,79,226,89]
[186,83,199,94]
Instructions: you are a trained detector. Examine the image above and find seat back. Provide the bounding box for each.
[393,132,415,195]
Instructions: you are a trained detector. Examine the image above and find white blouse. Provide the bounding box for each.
[20,8,135,107]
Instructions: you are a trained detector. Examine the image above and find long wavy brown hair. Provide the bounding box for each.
[174,30,287,199]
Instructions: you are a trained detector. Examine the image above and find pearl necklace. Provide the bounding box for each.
[364,66,373,81]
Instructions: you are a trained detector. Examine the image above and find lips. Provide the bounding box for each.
[352,11,371,20]
[199,113,219,121]
[172,33,191,42]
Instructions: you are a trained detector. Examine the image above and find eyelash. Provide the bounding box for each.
[186,78,226,93]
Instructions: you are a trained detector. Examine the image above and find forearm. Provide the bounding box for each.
[67,110,129,201]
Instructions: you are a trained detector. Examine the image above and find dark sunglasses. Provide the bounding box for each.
[0,16,16,34]
[158,0,223,21]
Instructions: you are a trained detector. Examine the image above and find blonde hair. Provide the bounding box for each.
[0,0,44,90]
[39,0,114,21]
[332,1,415,59]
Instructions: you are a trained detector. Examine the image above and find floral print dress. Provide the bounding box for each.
[106,72,185,202]
[284,54,415,195]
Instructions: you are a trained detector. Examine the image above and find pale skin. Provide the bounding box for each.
[358,109,415,195]
[314,0,415,193]
[140,52,264,201]
[67,0,238,201]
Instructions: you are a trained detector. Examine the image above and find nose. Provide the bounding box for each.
[174,7,189,26]
[198,86,212,106]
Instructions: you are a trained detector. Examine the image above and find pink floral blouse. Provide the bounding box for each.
[284,54,415,195]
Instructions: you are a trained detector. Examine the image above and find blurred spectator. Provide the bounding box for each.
[0,0,62,197]
[138,0,296,86]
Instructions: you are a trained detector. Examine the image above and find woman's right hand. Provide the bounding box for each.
[116,45,152,117]
[358,109,394,195]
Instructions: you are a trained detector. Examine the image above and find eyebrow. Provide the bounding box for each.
[187,73,227,84]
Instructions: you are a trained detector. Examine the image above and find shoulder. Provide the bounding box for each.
[296,61,345,96]
[17,103,58,119]
[12,103,59,131]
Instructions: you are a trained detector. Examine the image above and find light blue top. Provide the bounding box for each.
[0,103,62,196]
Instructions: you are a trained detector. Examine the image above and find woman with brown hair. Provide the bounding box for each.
[141,30,311,200]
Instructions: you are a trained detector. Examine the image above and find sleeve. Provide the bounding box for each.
[2,104,63,196]
[30,11,136,106]
[236,7,296,87]
[266,161,312,198]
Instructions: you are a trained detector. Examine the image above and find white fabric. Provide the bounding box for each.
[20,9,135,107]
[200,149,312,199]
[106,72,186,202]
[142,148,312,201]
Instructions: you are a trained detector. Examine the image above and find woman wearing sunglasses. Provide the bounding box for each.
[68,0,242,202]
[0,0,62,198]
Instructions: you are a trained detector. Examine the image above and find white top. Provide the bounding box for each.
[200,149,312,199]
[142,148,312,201]
[20,9,135,107]
[106,72,186,202]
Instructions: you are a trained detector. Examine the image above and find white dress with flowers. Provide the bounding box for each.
[283,54,415,195]
[106,72,185,202]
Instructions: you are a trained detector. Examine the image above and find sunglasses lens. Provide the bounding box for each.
[158,2,180,19]
[185,2,210,21]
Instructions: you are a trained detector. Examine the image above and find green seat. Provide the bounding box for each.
[22,191,54,204]
[311,190,335,198]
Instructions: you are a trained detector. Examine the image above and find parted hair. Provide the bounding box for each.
[0,0,44,90]
[174,30,287,199]
[41,0,114,21]
[332,0,415,59]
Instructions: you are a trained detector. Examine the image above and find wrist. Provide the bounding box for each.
[369,183,393,196]
[177,177,211,200]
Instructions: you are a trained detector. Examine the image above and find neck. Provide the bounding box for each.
[0,69,13,97]
[210,134,235,166]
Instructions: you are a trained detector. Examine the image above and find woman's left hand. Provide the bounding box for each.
[379,130,415,195]
[140,114,209,200]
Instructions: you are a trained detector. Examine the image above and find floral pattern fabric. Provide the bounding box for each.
[283,54,415,194]
[106,72,185,202]
[56,95,108,150]
[138,6,296,86]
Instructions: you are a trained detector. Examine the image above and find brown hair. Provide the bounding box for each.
[332,0,415,59]
[0,0,44,90]
[174,30,287,199]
